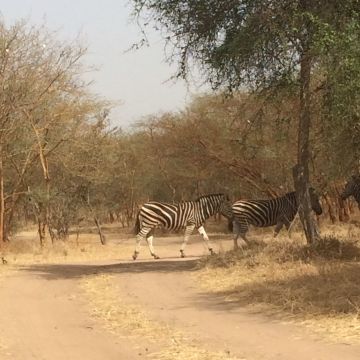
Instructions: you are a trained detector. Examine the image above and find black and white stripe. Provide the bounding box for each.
[133,193,233,259]
[231,189,322,248]
[341,175,360,205]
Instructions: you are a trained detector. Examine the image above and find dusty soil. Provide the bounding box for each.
[0,234,360,359]
[0,268,136,360]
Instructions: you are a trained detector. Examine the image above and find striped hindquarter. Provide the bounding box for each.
[232,192,298,247]
[232,190,322,248]
[138,202,189,232]
[341,175,360,205]
[133,193,233,260]
[232,193,298,228]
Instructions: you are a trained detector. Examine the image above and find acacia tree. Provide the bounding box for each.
[0,20,111,246]
[131,0,359,243]
[320,19,360,176]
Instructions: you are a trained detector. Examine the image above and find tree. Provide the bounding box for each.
[131,0,359,243]
[320,18,360,175]
[0,20,111,246]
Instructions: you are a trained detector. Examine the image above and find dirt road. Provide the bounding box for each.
[0,268,136,360]
[0,237,360,359]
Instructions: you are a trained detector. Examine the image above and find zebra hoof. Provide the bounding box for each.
[132,251,139,260]
[209,248,215,256]
[152,254,160,260]
[180,250,185,258]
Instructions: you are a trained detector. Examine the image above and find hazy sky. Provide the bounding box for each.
[0,0,203,127]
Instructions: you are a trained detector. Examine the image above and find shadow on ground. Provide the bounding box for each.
[192,262,360,319]
[17,246,360,321]
[18,257,199,280]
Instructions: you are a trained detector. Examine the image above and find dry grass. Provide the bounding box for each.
[2,220,230,265]
[81,274,242,360]
[196,226,360,344]
[3,228,134,264]
[151,345,244,360]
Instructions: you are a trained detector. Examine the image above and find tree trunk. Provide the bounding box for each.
[94,216,106,245]
[45,178,57,243]
[84,189,106,245]
[32,200,46,247]
[293,51,320,244]
[324,193,336,223]
[333,183,350,222]
[37,219,46,248]
[338,197,350,222]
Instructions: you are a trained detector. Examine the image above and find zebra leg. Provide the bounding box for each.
[133,233,143,260]
[233,220,240,250]
[197,226,214,255]
[274,221,284,237]
[284,220,292,238]
[180,224,195,258]
[240,233,250,244]
[146,235,160,259]
[233,220,249,249]
[233,220,240,249]
[133,227,152,260]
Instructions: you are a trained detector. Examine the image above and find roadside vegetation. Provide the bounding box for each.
[197,223,360,344]
[0,17,359,250]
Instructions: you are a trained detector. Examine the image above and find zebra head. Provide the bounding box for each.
[197,193,233,220]
[309,187,323,215]
[218,194,234,220]
[341,175,360,201]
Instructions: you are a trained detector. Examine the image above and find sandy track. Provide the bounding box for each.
[113,259,360,360]
[0,237,360,359]
[0,268,136,360]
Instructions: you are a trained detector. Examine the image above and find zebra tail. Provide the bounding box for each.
[134,211,141,235]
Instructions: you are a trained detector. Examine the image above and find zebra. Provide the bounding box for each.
[341,175,360,205]
[132,193,233,260]
[231,188,322,248]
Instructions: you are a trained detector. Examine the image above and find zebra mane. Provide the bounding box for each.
[195,193,227,202]
[257,191,295,200]
[284,191,296,196]
[195,193,224,201]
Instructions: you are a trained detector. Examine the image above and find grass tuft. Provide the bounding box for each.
[200,236,360,269]
[197,234,360,343]
[3,230,133,264]
[81,274,241,359]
